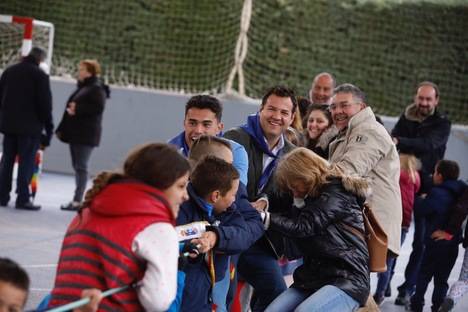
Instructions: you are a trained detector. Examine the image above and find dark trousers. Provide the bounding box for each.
[0,134,40,204]
[237,243,287,312]
[69,144,93,202]
[398,196,426,297]
[410,241,459,312]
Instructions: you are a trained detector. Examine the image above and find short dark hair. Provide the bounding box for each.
[435,160,460,181]
[191,156,239,198]
[261,86,297,114]
[185,95,223,121]
[0,258,30,293]
[418,81,439,99]
[28,47,47,64]
[333,83,366,103]
[189,135,232,164]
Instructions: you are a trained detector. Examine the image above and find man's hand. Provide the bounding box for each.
[73,288,103,312]
[191,231,217,254]
[431,230,453,241]
[392,137,399,145]
[66,101,76,116]
[251,198,267,212]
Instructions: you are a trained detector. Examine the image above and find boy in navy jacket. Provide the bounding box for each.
[409,160,467,312]
[177,154,249,312]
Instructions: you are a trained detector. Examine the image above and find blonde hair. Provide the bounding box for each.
[79,59,101,76]
[399,153,421,183]
[275,147,343,197]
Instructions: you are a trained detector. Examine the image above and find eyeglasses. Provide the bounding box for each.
[329,102,360,111]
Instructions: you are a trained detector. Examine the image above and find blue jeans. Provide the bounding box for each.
[0,134,40,204]
[375,227,409,296]
[265,285,359,312]
[69,144,93,202]
[238,244,287,312]
[212,258,230,312]
[398,196,426,297]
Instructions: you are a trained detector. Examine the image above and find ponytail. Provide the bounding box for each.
[80,171,124,213]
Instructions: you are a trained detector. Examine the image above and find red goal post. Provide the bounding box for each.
[0,14,54,73]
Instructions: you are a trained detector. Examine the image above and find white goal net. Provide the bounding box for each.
[0,15,54,73]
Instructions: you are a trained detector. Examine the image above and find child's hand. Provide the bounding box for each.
[73,288,103,312]
[431,230,453,241]
[192,231,217,254]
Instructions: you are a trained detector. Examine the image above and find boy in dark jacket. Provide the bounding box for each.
[177,155,249,312]
[409,160,467,312]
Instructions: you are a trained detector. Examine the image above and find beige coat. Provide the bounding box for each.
[329,107,402,255]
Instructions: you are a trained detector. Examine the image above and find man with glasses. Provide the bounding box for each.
[328,83,402,275]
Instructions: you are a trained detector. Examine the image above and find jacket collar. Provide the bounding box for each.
[337,106,375,138]
[404,103,436,122]
[88,180,175,223]
[187,183,214,217]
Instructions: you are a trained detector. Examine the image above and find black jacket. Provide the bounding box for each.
[224,127,298,259]
[0,56,53,145]
[56,76,109,147]
[269,177,370,306]
[391,104,451,193]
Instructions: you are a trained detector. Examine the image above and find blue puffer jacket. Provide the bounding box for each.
[415,179,467,244]
[176,184,252,312]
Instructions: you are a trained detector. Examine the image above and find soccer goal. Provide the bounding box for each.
[0,14,54,73]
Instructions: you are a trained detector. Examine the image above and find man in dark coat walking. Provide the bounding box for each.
[0,47,53,210]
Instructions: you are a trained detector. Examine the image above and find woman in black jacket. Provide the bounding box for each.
[56,60,110,211]
[263,148,370,312]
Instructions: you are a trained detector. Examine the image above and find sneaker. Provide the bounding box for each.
[15,201,41,211]
[373,293,385,306]
[395,293,411,306]
[438,298,454,312]
[60,201,80,211]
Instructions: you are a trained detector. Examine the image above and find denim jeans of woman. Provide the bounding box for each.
[265,285,359,312]
[70,144,93,202]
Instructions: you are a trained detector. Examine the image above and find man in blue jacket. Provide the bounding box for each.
[0,47,53,210]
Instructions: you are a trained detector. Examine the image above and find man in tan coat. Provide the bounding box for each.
[328,83,402,256]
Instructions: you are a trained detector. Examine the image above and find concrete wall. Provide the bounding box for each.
[3,78,468,180]
[42,78,260,175]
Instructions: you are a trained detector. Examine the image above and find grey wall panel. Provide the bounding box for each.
[1,79,467,181]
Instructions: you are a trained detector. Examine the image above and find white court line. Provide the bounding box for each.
[22,264,57,268]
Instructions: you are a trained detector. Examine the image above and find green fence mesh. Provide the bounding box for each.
[0,0,467,123]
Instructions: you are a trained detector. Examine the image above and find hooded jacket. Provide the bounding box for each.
[176,183,249,312]
[329,106,402,255]
[269,176,370,306]
[49,181,175,311]
[56,76,109,146]
[415,179,467,245]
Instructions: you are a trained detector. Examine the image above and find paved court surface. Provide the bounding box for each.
[1,172,467,311]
